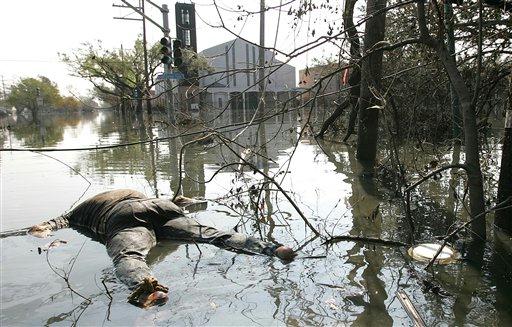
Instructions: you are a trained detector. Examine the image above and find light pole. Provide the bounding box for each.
[115,0,174,122]
[140,0,152,115]
[160,3,175,124]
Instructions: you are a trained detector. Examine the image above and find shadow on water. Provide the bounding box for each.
[1,109,512,325]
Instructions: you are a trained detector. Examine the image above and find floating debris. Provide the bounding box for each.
[407,243,458,264]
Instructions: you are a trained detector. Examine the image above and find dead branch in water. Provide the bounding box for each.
[101,277,113,322]
[44,240,92,326]
[323,234,408,247]
[397,289,426,327]
[30,150,92,213]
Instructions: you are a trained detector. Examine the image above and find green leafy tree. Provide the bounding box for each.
[60,38,161,113]
[181,48,214,74]
[7,76,62,113]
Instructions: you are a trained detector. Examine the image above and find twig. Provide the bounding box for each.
[405,164,468,194]
[30,150,92,213]
[101,277,113,300]
[32,151,91,186]
[99,277,113,323]
[45,241,91,303]
[217,134,322,237]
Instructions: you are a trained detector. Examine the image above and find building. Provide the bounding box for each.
[298,63,348,107]
[199,38,296,110]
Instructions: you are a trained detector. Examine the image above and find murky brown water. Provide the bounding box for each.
[1,109,511,326]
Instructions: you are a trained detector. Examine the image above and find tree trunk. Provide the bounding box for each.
[495,74,512,233]
[120,98,127,117]
[356,0,387,168]
[342,0,362,142]
[415,0,486,239]
[316,0,361,139]
[435,43,486,239]
[444,0,462,141]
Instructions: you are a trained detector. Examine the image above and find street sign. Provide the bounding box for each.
[161,71,184,80]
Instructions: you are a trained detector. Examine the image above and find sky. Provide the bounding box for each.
[0,0,344,96]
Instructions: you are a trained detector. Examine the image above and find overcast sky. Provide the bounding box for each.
[0,0,343,96]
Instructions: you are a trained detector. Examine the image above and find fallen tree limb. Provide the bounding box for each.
[322,234,408,247]
[397,289,426,327]
[316,99,350,139]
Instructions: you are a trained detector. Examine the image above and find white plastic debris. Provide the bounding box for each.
[407,243,458,264]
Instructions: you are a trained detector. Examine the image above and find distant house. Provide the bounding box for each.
[298,63,348,106]
[199,38,296,110]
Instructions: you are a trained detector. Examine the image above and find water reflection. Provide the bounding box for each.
[2,111,82,148]
[1,109,511,326]
[321,141,393,326]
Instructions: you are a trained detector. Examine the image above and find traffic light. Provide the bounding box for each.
[160,37,172,65]
[173,39,183,67]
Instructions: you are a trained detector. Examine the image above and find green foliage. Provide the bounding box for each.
[7,76,61,111]
[60,38,161,102]
[182,48,214,74]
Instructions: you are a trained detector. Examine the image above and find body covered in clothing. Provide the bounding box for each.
[29,189,293,307]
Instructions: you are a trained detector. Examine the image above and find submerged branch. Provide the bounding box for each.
[323,234,408,247]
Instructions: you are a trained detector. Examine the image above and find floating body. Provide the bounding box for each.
[29,189,295,307]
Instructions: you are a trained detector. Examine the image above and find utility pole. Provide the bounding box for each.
[258,0,265,111]
[114,0,174,122]
[160,4,175,124]
[140,0,152,115]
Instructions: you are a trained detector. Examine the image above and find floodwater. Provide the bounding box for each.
[1,109,511,326]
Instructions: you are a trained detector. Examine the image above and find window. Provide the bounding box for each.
[184,30,191,46]
[181,9,190,25]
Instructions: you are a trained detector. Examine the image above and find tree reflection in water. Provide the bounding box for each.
[1,109,511,325]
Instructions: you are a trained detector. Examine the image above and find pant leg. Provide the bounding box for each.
[106,226,157,290]
[155,217,280,256]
